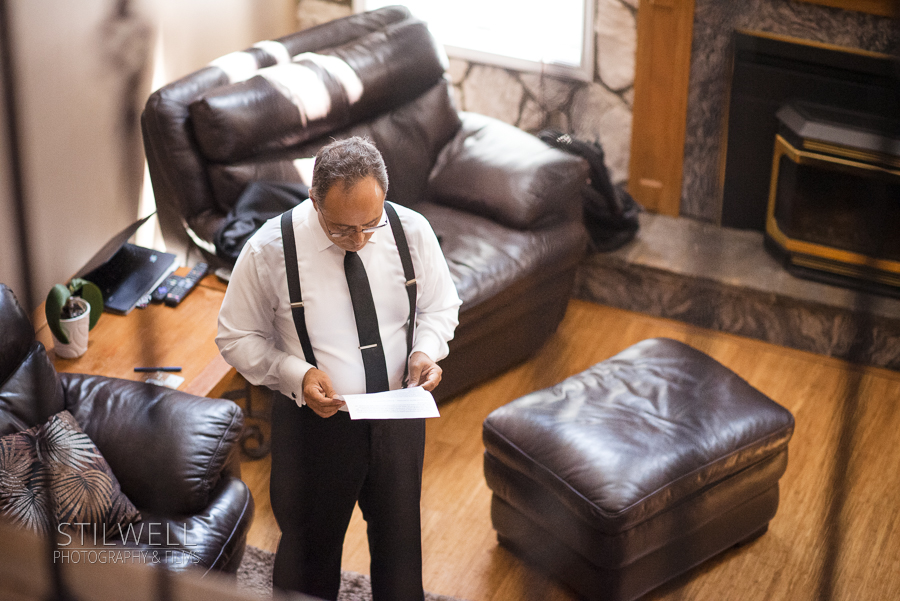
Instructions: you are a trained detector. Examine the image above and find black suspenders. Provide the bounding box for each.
[281,209,317,367]
[280,201,418,383]
[385,203,418,381]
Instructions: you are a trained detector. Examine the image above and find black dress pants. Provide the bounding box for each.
[270,394,426,601]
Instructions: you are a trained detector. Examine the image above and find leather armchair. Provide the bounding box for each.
[141,6,589,400]
[0,284,253,574]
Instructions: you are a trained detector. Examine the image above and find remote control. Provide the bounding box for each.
[135,293,152,310]
[152,275,183,303]
[165,263,208,307]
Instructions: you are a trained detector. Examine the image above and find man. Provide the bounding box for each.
[216,137,461,601]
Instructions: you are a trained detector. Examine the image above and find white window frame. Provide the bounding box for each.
[352,1,595,82]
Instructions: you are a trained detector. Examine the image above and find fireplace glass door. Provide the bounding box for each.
[766,105,900,293]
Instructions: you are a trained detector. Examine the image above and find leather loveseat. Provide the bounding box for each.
[0,284,253,574]
[141,6,589,400]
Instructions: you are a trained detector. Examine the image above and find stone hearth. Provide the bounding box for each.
[575,213,900,371]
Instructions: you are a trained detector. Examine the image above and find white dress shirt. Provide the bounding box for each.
[216,199,461,406]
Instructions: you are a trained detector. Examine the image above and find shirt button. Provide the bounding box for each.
[291,392,297,399]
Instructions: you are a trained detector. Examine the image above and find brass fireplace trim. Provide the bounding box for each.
[735,28,893,62]
[802,140,900,171]
[767,134,900,285]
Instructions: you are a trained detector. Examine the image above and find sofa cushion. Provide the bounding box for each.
[428,112,587,231]
[418,202,587,310]
[0,410,140,537]
[276,5,412,59]
[0,342,65,437]
[205,80,461,217]
[60,374,243,516]
[140,5,414,238]
[0,285,35,385]
[190,17,447,163]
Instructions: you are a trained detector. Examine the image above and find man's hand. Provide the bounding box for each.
[408,351,442,391]
[302,368,345,418]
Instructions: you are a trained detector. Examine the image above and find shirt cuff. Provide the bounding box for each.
[279,354,313,406]
[411,331,446,364]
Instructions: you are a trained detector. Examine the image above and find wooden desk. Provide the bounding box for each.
[33,269,238,399]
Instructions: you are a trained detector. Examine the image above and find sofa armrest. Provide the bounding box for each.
[58,373,244,516]
[427,112,588,230]
[122,476,254,574]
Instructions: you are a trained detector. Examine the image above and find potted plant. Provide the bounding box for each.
[45,278,103,358]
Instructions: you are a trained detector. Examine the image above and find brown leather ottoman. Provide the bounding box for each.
[482,338,795,601]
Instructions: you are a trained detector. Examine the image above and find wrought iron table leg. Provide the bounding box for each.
[222,382,271,460]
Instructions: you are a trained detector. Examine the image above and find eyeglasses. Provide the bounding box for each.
[321,212,388,238]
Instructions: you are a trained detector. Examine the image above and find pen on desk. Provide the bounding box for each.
[134,366,182,373]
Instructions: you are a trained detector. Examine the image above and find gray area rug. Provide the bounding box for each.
[237,545,465,601]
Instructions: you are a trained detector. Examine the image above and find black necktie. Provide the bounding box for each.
[344,251,390,393]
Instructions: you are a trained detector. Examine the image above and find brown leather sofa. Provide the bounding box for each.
[0,284,253,574]
[141,6,589,400]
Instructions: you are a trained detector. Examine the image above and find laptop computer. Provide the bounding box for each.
[76,214,178,315]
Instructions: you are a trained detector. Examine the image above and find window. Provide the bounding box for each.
[354,0,594,81]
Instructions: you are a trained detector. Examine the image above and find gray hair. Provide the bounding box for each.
[308,137,389,206]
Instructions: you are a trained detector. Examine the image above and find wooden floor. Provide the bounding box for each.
[238,299,900,601]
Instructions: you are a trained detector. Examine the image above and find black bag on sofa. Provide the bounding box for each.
[538,130,641,252]
[214,181,309,264]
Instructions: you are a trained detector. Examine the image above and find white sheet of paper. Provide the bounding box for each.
[337,386,440,420]
[144,372,184,390]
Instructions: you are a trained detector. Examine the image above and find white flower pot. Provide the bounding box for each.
[52,298,91,359]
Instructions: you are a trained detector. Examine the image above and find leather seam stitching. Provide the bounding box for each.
[204,483,251,575]
[202,408,240,494]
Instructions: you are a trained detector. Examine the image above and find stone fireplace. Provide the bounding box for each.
[766,101,900,295]
[577,0,900,372]
[681,0,897,224]
[718,28,900,294]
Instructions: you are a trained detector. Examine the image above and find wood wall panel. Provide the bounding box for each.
[628,0,696,216]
